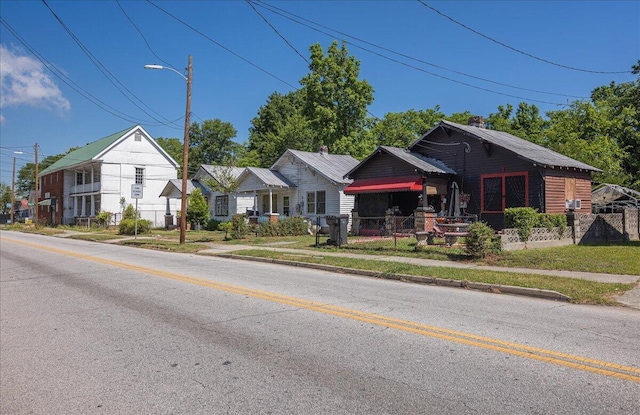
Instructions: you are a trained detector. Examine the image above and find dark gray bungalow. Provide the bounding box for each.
[345,117,601,230]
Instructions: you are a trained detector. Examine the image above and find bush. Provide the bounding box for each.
[231,214,250,239]
[206,218,222,231]
[504,207,538,242]
[218,221,233,240]
[186,188,210,229]
[94,211,113,228]
[122,204,139,220]
[465,221,501,258]
[118,218,151,235]
[258,216,309,237]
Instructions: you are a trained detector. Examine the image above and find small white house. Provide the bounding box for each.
[38,125,179,227]
[160,147,360,227]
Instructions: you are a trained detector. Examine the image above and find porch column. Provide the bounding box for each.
[166,197,171,215]
[268,188,273,214]
[81,196,86,216]
[90,194,96,216]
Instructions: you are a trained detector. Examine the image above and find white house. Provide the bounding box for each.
[38,125,179,227]
[159,147,360,228]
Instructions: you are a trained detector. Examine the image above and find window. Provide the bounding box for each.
[76,171,83,185]
[481,172,528,213]
[135,167,145,185]
[134,132,142,142]
[307,192,316,214]
[215,195,229,216]
[283,196,290,216]
[262,194,278,214]
[307,191,326,214]
[316,191,326,214]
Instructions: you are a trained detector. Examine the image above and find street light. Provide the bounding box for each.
[11,151,23,225]
[144,56,192,245]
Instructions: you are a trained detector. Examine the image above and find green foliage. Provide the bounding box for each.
[118,218,151,235]
[122,204,139,220]
[186,188,210,227]
[505,208,568,241]
[464,222,501,258]
[366,107,444,149]
[218,221,233,240]
[206,218,222,231]
[0,182,11,214]
[94,211,113,228]
[189,119,242,173]
[257,217,309,237]
[504,207,539,242]
[156,137,183,175]
[16,149,76,198]
[299,41,374,158]
[231,214,250,239]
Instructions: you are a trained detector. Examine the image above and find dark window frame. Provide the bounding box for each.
[480,171,529,213]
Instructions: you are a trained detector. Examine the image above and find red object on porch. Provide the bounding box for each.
[344,176,423,194]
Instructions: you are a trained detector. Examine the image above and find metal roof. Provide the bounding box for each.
[158,179,208,198]
[39,126,135,175]
[238,167,296,189]
[273,149,360,185]
[417,120,601,172]
[345,145,456,178]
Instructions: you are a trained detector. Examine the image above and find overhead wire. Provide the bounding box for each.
[145,0,298,90]
[41,0,183,130]
[417,0,630,75]
[0,18,175,127]
[250,0,584,103]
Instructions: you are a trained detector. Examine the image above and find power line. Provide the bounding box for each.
[145,0,298,90]
[251,0,586,101]
[245,0,309,65]
[115,0,172,68]
[41,0,183,130]
[417,0,630,75]
[0,18,175,127]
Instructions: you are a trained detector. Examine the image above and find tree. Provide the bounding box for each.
[247,91,314,167]
[16,150,74,198]
[589,76,640,188]
[299,41,374,155]
[186,188,210,228]
[367,107,445,149]
[486,103,546,145]
[188,119,242,174]
[156,137,183,173]
[545,100,630,185]
[0,182,11,214]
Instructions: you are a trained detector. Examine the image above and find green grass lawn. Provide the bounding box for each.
[225,249,634,305]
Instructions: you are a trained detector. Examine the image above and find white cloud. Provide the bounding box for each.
[0,44,71,114]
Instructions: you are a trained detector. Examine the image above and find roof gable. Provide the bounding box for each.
[272,149,359,185]
[39,126,135,175]
[412,120,600,172]
[237,167,295,192]
[345,145,456,178]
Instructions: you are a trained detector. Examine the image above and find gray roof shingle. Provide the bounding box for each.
[418,120,600,172]
[273,149,360,185]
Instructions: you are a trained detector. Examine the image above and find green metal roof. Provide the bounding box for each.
[39,126,135,176]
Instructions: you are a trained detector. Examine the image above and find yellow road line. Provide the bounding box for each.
[4,236,639,383]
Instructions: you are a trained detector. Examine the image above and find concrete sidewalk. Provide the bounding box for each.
[198,243,640,309]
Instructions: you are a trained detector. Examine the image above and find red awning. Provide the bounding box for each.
[344,176,423,194]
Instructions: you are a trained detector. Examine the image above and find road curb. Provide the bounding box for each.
[208,253,572,303]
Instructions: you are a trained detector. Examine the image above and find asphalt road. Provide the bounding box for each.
[1,231,639,414]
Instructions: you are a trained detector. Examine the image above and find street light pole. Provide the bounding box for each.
[144,56,192,245]
[10,151,23,224]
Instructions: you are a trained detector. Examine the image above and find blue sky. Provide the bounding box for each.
[1,0,638,185]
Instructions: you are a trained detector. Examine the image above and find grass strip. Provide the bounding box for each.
[228,249,635,305]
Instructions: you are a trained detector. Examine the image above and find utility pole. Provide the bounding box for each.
[179,55,192,245]
[34,143,38,225]
[10,156,16,225]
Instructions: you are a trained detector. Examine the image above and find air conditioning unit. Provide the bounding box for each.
[566,199,582,210]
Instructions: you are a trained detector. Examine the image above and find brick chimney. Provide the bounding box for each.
[468,116,485,129]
